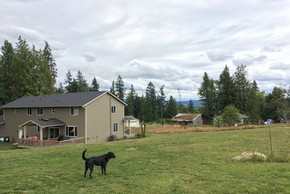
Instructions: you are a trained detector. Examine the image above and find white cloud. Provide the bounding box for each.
[0,0,290,100]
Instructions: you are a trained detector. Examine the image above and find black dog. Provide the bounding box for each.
[82,149,116,178]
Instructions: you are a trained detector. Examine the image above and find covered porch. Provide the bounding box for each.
[17,118,84,146]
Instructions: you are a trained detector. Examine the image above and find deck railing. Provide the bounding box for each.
[17,137,85,147]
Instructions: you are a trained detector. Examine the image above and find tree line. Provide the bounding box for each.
[0,37,194,122]
[1,38,289,124]
[198,65,290,124]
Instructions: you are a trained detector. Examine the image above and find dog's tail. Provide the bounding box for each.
[82,149,88,161]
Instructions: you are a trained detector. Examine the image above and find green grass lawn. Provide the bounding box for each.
[1,126,290,194]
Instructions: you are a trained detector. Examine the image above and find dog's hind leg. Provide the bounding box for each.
[84,165,88,178]
[89,166,94,178]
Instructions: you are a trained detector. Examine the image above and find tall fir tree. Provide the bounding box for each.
[165,95,177,118]
[198,72,217,120]
[157,85,166,125]
[233,64,251,114]
[0,37,57,106]
[188,100,195,113]
[144,82,157,122]
[76,70,88,92]
[110,81,115,95]
[0,40,15,105]
[125,84,136,116]
[90,77,100,91]
[217,65,235,112]
[115,75,125,101]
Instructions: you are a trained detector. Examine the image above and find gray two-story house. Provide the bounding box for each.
[0,91,127,145]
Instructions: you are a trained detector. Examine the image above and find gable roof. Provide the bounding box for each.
[1,91,126,109]
[171,113,202,122]
[19,118,66,128]
[123,115,139,121]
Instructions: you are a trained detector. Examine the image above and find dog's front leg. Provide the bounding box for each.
[102,165,107,175]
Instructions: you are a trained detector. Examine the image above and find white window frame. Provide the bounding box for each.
[27,108,32,116]
[65,126,78,137]
[111,105,116,114]
[70,107,78,116]
[36,108,43,116]
[113,123,118,133]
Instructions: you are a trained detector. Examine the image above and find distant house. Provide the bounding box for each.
[123,115,140,138]
[123,115,140,128]
[0,91,127,145]
[171,113,203,126]
[238,113,249,125]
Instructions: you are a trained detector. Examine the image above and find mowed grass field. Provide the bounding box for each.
[1,125,290,194]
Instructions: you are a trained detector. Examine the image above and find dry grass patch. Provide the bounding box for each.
[146,124,268,133]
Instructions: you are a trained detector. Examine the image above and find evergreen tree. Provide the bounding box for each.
[125,84,136,116]
[90,77,100,91]
[76,70,88,92]
[177,103,188,113]
[115,75,125,101]
[0,37,57,106]
[64,70,88,92]
[43,41,57,91]
[217,65,235,111]
[134,95,145,121]
[144,82,157,122]
[65,70,73,92]
[0,40,15,105]
[188,100,195,113]
[157,85,166,125]
[110,81,115,95]
[56,82,65,93]
[233,64,251,114]
[165,95,177,118]
[198,72,217,120]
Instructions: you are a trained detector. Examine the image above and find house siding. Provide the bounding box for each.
[0,92,126,144]
[0,107,85,141]
[85,94,124,143]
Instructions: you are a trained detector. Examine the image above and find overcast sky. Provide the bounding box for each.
[1,0,290,100]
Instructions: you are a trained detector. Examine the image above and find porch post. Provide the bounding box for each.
[128,120,131,135]
[40,127,43,141]
[23,126,27,138]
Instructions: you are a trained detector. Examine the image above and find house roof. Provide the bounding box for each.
[171,113,202,122]
[1,91,126,109]
[238,113,249,119]
[123,115,139,121]
[19,118,66,128]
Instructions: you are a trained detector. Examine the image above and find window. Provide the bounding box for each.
[66,126,78,137]
[37,108,43,116]
[15,109,18,114]
[70,107,78,116]
[113,123,118,133]
[27,108,32,115]
[111,105,116,113]
[51,107,55,114]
